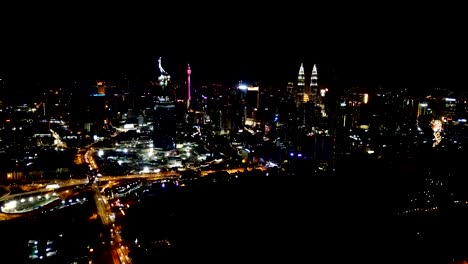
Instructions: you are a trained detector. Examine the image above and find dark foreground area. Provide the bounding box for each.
[119,153,468,264]
[118,178,468,263]
[0,192,107,264]
[2,151,468,263]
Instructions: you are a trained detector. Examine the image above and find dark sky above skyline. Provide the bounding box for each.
[1,5,467,91]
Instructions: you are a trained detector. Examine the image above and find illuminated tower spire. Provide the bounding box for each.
[157,57,171,88]
[297,63,305,105]
[187,64,191,110]
[298,63,305,87]
[310,64,318,104]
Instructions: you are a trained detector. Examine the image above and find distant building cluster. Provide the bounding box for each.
[2,57,468,183]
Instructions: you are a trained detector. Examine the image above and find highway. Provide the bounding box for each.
[0,179,88,202]
[0,164,267,208]
[0,161,267,209]
[0,212,22,221]
[92,183,131,264]
[0,186,11,200]
[0,186,84,219]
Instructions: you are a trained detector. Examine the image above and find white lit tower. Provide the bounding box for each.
[158,57,171,88]
[154,57,176,150]
[186,64,191,110]
[310,64,318,104]
[297,63,305,105]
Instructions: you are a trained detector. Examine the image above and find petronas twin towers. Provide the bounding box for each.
[297,63,319,104]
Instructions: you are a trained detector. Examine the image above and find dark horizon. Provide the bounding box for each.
[1,50,465,89]
[1,6,467,96]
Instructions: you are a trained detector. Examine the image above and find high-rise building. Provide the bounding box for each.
[0,77,4,104]
[338,87,370,129]
[153,58,176,150]
[297,63,305,106]
[310,64,318,104]
[238,83,260,126]
[77,80,109,133]
[153,95,176,150]
[286,82,294,95]
[187,64,191,110]
[97,81,106,95]
[157,57,171,88]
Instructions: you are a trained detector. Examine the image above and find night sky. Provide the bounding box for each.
[1,5,467,93]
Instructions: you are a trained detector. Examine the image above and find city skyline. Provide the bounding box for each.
[3,6,468,263]
[1,6,467,92]
[1,50,465,89]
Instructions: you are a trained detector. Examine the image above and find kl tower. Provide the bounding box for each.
[187,64,191,110]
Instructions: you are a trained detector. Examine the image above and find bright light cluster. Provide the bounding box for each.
[431,119,442,147]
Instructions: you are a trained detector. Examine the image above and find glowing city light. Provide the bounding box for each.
[187,64,191,109]
[431,119,442,147]
[158,57,171,88]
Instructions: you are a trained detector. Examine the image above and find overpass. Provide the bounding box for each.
[0,164,267,218]
[0,165,266,203]
[0,179,88,202]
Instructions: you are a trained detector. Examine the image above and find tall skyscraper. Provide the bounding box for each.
[157,57,171,88]
[310,64,318,104]
[84,81,108,133]
[298,63,305,87]
[187,64,191,110]
[297,63,305,105]
[153,96,176,150]
[153,58,176,150]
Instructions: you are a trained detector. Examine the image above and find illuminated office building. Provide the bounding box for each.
[297,63,305,105]
[153,58,176,150]
[310,64,318,104]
